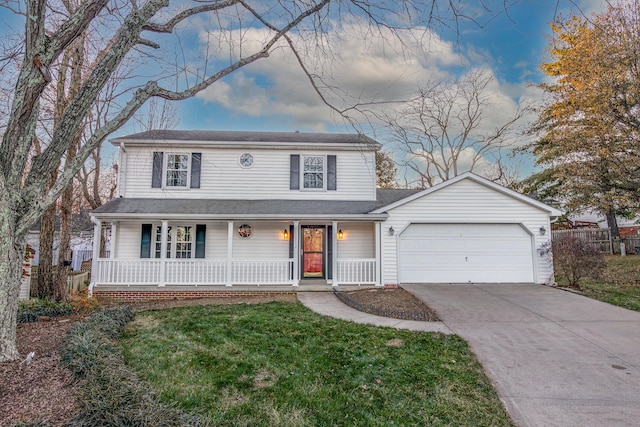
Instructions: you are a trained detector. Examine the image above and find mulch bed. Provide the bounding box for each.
[335,287,440,321]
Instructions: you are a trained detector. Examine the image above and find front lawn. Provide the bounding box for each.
[575,255,640,311]
[121,302,512,426]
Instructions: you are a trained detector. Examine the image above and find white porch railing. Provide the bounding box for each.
[98,259,162,285]
[94,258,294,286]
[336,258,376,285]
[165,259,227,284]
[232,260,294,285]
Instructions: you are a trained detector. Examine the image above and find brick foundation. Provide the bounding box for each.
[94,290,296,303]
[384,283,399,289]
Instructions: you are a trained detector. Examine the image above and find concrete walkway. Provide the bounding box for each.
[296,292,451,333]
[403,283,640,427]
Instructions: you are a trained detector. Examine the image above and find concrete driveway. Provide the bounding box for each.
[403,283,640,427]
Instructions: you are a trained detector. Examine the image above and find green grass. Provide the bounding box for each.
[120,302,513,426]
[576,255,640,311]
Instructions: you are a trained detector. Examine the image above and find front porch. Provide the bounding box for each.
[89,218,385,290]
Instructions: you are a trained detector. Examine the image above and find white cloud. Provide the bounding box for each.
[194,21,469,127]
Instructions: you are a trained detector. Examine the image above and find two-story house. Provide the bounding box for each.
[89,130,561,301]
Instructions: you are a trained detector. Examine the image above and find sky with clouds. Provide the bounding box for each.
[172,0,607,179]
[0,0,608,180]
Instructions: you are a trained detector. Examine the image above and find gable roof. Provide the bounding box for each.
[92,189,419,220]
[111,130,381,150]
[371,172,563,217]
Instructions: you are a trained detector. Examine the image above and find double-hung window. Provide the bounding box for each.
[152,152,201,189]
[290,154,336,191]
[165,154,189,188]
[303,155,325,190]
[152,225,193,258]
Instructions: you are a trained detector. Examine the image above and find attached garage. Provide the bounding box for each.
[397,223,534,283]
[375,173,563,286]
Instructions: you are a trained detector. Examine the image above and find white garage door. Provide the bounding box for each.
[398,223,534,283]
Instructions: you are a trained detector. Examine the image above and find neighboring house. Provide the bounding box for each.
[26,211,95,270]
[89,130,562,300]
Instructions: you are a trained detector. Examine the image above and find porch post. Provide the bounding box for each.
[159,220,168,287]
[226,221,233,286]
[292,221,299,286]
[375,222,382,286]
[332,220,338,287]
[88,217,102,295]
[110,222,118,258]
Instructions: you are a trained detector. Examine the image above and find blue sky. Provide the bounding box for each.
[176,0,604,133]
[0,0,606,179]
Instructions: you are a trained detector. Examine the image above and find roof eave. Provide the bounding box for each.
[90,213,388,221]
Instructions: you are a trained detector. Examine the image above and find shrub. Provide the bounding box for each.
[60,306,208,426]
[17,298,74,323]
[551,235,607,288]
[68,288,101,313]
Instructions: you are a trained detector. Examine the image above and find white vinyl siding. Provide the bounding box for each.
[382,179,553,285]
[122,147,376,200]
[111,221,291,261]
[337,222,374,258]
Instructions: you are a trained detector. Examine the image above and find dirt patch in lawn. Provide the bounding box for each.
[335,287,440,321]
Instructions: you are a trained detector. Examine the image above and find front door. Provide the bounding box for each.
[303,226,324,278]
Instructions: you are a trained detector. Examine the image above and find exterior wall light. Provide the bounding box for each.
[389,226,395,236]
[283,229,289,240]
[540,226,547,235]
[337,229,344,240]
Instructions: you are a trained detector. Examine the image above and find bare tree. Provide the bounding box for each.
[383,69,525,188]
[0,0,516,361]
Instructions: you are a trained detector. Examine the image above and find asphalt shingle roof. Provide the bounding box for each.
[93,189,421,218]
[111,130,379,147]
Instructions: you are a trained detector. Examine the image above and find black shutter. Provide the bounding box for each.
[288,225,294,280]
[191,153,201,189]
[195,224,206,258]
[327,155,336,190]
[290,154,300,190]
[152,152,163,188]
[140,224,152,258]
[327,225,333,280]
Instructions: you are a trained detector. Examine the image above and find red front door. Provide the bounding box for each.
[303,226,324,278]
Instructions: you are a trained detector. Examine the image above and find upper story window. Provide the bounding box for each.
[152,152,201,189]
[290,154,337,191]
[303,156,324,189]
[165,154,189,187]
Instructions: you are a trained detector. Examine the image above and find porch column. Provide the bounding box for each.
[89,217,102,294]
[375,222,382,286]
[226,221,234,286]
[159,220,168,287]
[292,221,299,286]
[110,222,118,259]
[332,220,338,287]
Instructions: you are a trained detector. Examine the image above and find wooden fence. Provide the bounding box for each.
[552,228,640,255]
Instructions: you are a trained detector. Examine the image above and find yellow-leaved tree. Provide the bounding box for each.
[525,1,640,237]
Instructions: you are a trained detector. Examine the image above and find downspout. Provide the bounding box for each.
[88,216,102,297]
[117,143,126,197]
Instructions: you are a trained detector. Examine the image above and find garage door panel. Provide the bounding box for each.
[398,223,534,283]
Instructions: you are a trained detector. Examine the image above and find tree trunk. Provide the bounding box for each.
[36,201,56,299]
[0,206,25,362]
[606,209,620,239]
[55,191,71,302]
